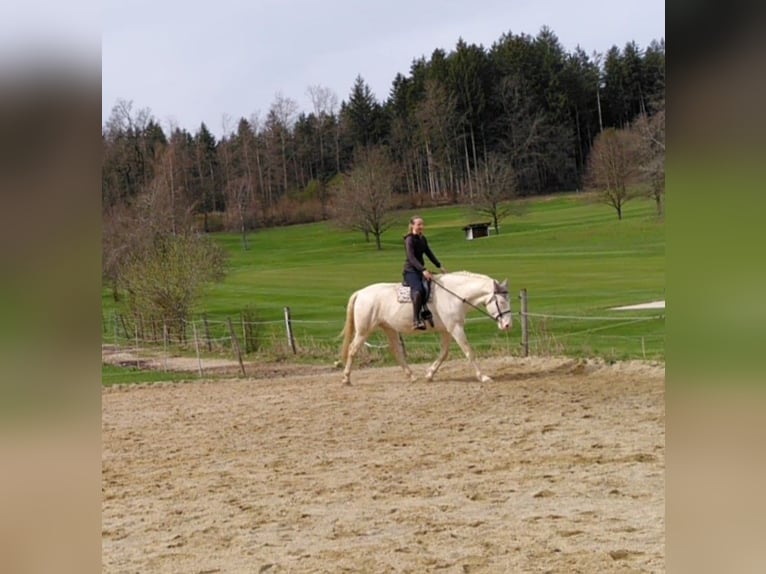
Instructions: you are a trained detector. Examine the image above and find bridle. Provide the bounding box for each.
[431,278,512,323]
[488,291,513,322]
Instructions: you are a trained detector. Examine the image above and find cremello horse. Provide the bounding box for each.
[340,271,512,384]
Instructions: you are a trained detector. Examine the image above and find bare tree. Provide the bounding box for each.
[632,103,665,215]
[585,127,643,220]
[103,131,198,302]
[102,202,138,302]
[471,152,520,234]
[221,113,234,139]
[307,85,339,215]
[249,111,268,210]
[414,78,458,200]
[150,141,197,235]
[105,98,152,135]
[332,146,397,250]
[307,84,339,173]
[103,99,157,201]
[270,92,298,194]
[225,176,252,250]
[104,170,225,338]
[121,233,226,341]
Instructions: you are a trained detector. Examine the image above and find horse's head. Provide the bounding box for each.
[488,279,512,331]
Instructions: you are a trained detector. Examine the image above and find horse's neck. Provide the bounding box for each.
[440,274,491,305]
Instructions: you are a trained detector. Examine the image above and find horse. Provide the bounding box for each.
[339,271,512,385]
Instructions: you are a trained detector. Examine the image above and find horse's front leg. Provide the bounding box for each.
[450,325,492,383]
[425,331,452,381]
[382,326,416,382]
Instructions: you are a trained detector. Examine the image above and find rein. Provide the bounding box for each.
[431,277,511,323]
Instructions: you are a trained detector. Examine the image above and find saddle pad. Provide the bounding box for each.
[396,285,411,303]
[396,285,432,303]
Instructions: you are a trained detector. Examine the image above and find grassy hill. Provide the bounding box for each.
[102,193,664,374]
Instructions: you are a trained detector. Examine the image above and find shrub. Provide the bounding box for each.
[121,234,227,341]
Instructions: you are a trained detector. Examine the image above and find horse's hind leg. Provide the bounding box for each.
[342,331,368,385]
[425,331,452,381]
[382,326,416,382]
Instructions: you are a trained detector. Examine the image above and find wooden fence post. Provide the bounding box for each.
[241,312,248,355]
[227,318,247,377]
[192,320,203,376]
[163,321,169,372]
[203,313,212,352]
[520,288,529,357]
[284,306,297,354]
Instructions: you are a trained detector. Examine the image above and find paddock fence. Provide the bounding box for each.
[102,289,664,376]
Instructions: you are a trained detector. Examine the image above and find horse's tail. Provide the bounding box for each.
[340,290,358,363]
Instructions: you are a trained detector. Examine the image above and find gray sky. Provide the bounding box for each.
[102,0,665,137]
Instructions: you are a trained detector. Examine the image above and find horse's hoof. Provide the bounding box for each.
[480,375,493,383]
[341,377,351,385]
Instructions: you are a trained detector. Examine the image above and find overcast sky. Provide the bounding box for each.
[102,0,665,137]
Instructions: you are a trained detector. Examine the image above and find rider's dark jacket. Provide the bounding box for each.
[403,233,441,275]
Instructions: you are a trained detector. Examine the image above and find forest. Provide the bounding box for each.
[102,27,664,230]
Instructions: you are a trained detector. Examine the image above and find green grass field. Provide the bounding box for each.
[102,192,664,381]
[101,364,201,386]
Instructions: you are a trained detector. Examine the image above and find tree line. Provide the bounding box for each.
[103,27,664,226]
[102,27,664,331]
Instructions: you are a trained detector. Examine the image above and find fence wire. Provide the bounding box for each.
[104,299,664,367]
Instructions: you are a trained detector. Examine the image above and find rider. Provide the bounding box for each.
[403,216,447,330]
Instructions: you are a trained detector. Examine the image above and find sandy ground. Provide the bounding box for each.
[102,355,665,573]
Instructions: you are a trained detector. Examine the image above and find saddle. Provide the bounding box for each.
[396,283,433,303]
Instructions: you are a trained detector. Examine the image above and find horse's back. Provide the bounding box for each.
[355,282,399,295]
[351,282,407,328]
[354,282,399,305]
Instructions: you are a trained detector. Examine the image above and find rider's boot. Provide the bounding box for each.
[412,291,426,330]
[421,280,434,327]
[421,302,434,327]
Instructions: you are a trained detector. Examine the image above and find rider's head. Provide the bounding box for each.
[409,216,424,235]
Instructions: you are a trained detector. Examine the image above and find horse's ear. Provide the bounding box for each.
[501,279,508,289]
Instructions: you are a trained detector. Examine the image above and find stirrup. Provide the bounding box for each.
[413,319,426,330]
[421,307,434,327]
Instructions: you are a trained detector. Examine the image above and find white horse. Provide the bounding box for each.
[340,271,512,384]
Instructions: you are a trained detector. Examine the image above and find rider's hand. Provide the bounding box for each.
[440,266,447,273]
[423,270,433,280]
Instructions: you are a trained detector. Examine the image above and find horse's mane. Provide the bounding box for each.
[444,270,489,280]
